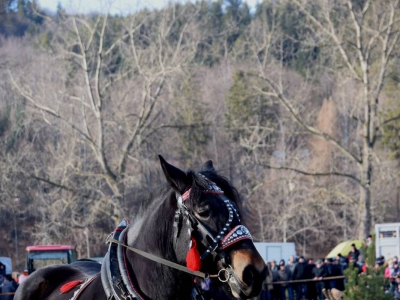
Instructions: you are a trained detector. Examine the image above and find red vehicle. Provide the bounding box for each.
[25,245,78,274]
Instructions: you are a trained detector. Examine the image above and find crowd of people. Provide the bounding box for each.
[0,263,29,300]
[260,254,344,300]
[259,236,400,300]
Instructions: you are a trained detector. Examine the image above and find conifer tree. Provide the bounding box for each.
[344,235,391,300]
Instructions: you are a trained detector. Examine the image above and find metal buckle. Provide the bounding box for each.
[115,280,134,300]
[217,269,231,282]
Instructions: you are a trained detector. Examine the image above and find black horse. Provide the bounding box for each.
[15,156,267,299]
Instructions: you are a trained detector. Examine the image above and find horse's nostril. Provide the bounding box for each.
[242,266,255,287]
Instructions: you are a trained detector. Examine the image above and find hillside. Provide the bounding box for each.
[0,0,400,271]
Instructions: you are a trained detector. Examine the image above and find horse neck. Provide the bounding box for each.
[126,192,194,299]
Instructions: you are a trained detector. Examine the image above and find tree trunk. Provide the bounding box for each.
[358,123,373,239]
[358,179,371,239]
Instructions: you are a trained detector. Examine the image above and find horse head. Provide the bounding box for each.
[159,156,267,299]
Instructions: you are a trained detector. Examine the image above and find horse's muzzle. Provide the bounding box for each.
[227,247,267,299]
[228,264,267,299]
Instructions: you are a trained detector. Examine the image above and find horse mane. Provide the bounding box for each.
[187,170,242,210]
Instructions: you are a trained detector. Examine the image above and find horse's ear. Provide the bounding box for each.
[159,155,189,192]
[200,160,215,172]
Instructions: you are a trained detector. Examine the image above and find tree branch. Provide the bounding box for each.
[250,78,362,165]
[8,70,98,149]
[383,113,400,125]
[291,0,361,80]
[258,162,362,185]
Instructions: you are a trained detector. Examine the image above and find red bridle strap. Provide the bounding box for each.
[220,225,252,250]
[182,189,191,201]
[181,188,224,202]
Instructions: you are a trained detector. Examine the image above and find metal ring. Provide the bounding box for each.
[217,269,230,283]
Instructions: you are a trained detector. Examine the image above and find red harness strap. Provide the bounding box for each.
[60,280,84,293]
[60,273,100,300]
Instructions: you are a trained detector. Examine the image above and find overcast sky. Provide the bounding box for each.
[37,0,259,15]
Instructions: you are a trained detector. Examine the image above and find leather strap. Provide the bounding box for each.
[101,252,113,299]
[107,237,209,279]
[117,227,142,298]
[69,274,100,300]
[101,219,139,300]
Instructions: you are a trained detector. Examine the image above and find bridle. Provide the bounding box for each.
[173,173,252,262]
[103,173,253,299]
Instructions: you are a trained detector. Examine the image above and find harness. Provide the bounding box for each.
[101,219,142,300]
[100,173,253,299]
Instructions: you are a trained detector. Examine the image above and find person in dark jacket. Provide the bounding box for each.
[395,285,400,300]
[286,255,297,278]
[347,244,360,262]
[324,258,336,290]
[306,258,317,300]
[0,274,17,300]
[286,256,296,300]
[271,260,279,272]
[279,259,285,268]
[0,263,5,277]
[293,256,308,300]
[278,264,294,300]
[348,257,361,274]
[393,261,400,278]
[332,259,345,291]
[312,260,327,300]
[269,260,280,300]
[336,253,348,271]
[261,263,274,300]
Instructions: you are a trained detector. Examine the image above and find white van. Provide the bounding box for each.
[254,242,297,263]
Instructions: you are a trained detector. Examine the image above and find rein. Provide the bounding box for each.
[106,237,214,279]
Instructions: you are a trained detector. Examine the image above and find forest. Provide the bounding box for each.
[0,0,400,271]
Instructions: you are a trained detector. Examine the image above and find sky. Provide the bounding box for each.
[37,0,259,15]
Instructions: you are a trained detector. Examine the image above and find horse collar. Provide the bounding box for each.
[101,219,143,300]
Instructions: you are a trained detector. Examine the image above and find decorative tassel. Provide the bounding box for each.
[186,236,201,271]
[60,280,84,293]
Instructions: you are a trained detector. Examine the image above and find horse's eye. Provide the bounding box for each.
[196,207,211,219]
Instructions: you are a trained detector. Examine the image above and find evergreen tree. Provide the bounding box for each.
[225,70,277,143]
[0,0,44,36]
[253,1,320,76]
[194,0,225,66]
[344,235,391,300]
[224,0,252,51]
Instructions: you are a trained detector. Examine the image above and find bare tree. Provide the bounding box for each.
[243,0,400,239]
[8,4,203,232]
